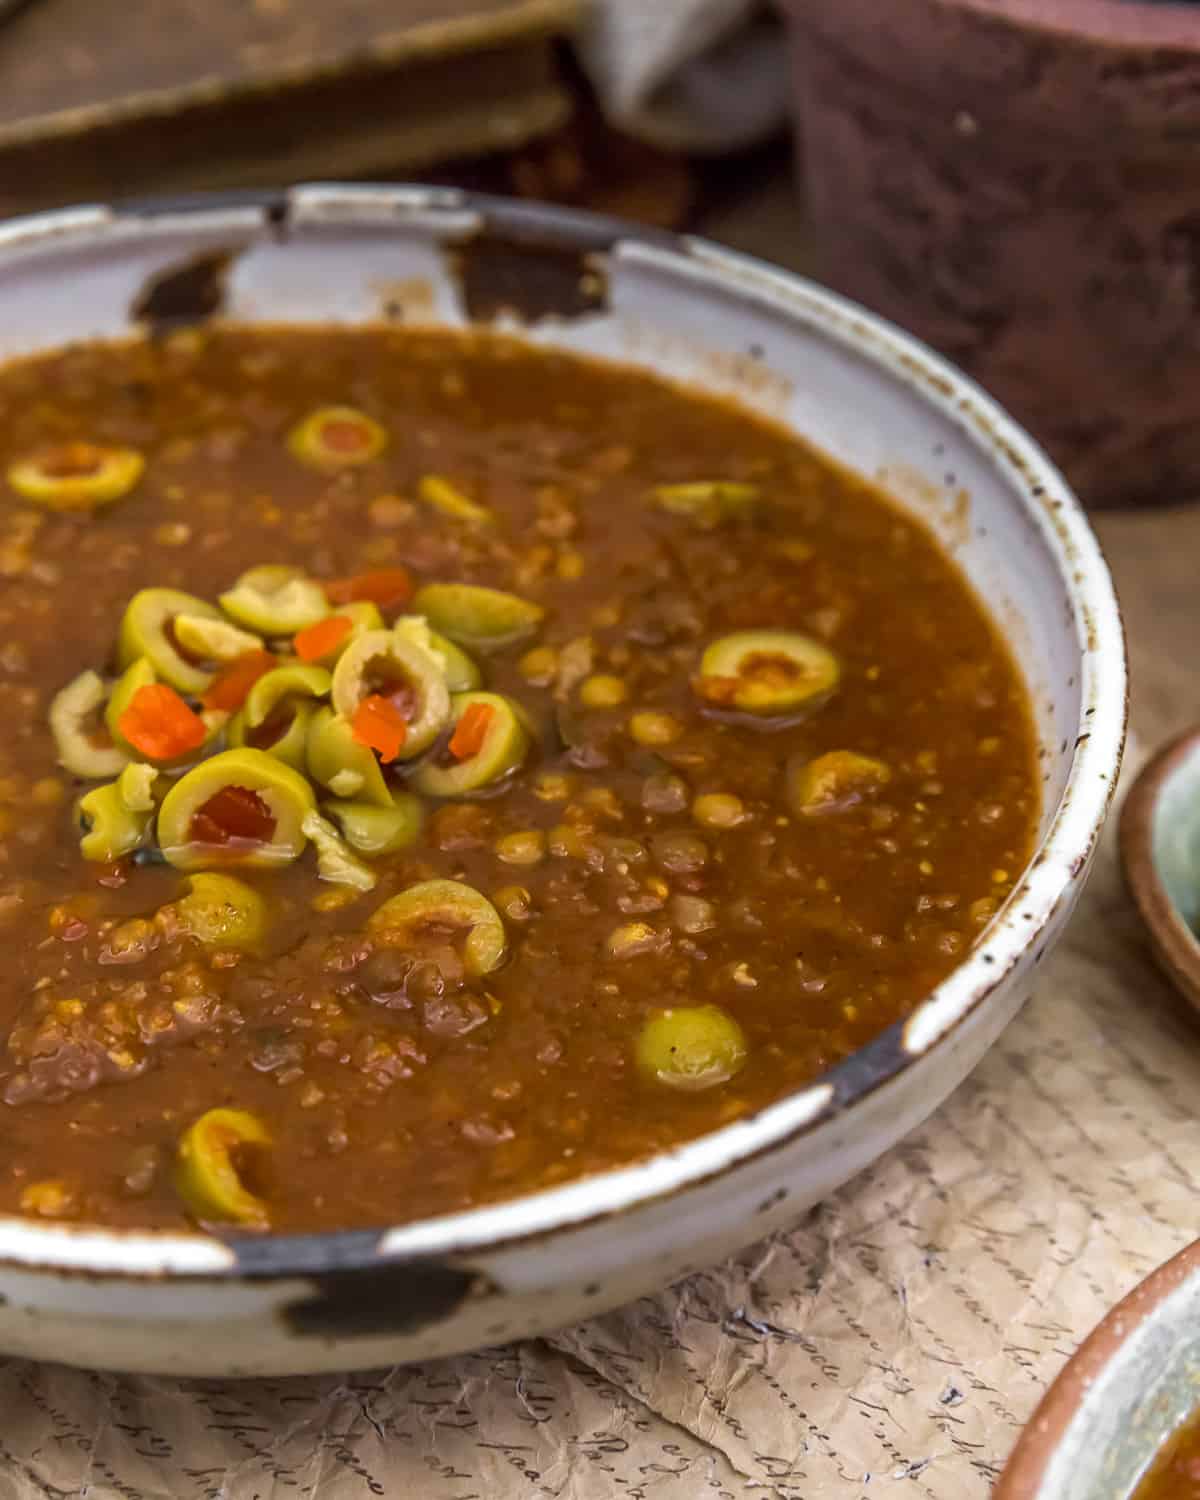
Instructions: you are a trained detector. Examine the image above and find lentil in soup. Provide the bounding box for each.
[0,326,1038,1233]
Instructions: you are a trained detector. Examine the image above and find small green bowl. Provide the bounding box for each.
[1121,730,1200,1015]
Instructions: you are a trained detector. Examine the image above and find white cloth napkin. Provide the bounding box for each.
[574,0,790,152]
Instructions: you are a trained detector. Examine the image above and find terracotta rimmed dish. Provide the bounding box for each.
[1120,729,1200,1013]
[997,1238,1200,1499]
[0,186,1127,1375]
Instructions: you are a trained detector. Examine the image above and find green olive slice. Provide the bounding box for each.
[301,810,376,891]
[117,762,159,812]
[331,629,450,759]
[170,872,268,950]
[787,750,891,815]
[429,633,482,692]
[8,442,144,511]
[412,692,529,797]
[242,663,331,728]
[693,630,840,717]
[339,600,384,630]
[175,1108,270,1228]
[227,662,331,771]
[118,588,223,695]
[369,879,506,976]
[325,791,423,856]
[77,781,153,862]
[417,474,493,525]
[49,670,130,779]
[287,406,387,469]
[635,1004,747,1091]
[411,583,544,653]
[157,748,316,871]
[228,700,309,771]
[395,617,482,692]
[219,565,329,635]
[306,704,392,807]
[649,481,759,529]
[172,614,263,664]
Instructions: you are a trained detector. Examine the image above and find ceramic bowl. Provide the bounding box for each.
[997,1238,1200,1498]
[1121,730,1200,1012]
[0,186,1127,1374]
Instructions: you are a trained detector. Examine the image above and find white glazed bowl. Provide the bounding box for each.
[0,186,1125,1375]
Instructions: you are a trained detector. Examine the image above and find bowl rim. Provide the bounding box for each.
[995,1236,1200,1499]
[1120,726,1200,1011]
[0,184,1128,1281]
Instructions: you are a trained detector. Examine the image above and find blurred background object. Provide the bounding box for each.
[0,0,788,229]
[0,0,582,215]
[790,0,1200,509]
[2,0,1198,510]
[573,0,788,152]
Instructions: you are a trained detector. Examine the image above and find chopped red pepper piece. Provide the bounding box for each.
[294,614,354,663]
[319,417,374,454]
[191,785,275,846]
[352,694,408,763]
[202,650,277,712]
[118,683,207,761]
[39,442,107,479]
[324,567,412,611]
[448,702,494,761]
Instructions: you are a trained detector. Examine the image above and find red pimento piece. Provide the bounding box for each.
[324,567,412,611]
[319,417,372,454]
[294,614,353,663]
[448,702,494,761]
[202,650,277,712]
[40,442,106,478]
[351,694,408,763]
[118,683,207,761]
[191,785,276,847]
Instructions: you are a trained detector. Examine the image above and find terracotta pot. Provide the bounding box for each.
[788,0,1200,508]
[997,1237,1200,1498]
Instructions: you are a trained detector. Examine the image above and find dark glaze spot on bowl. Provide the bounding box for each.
[131,249,234,334]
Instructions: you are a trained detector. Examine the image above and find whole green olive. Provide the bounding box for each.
[635,1004,747,1091]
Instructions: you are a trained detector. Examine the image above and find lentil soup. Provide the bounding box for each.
[0,326,1037,1234]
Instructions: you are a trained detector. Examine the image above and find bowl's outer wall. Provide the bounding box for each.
[0,186,1124,1374]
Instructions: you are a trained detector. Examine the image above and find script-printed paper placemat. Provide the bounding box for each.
[1,752,1196,1500]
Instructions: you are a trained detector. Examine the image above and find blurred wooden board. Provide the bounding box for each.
[0,0,579,214]
[0,0,577,144]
